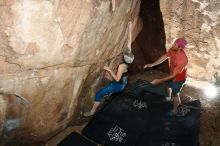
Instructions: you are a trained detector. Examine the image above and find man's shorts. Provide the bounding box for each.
[165,80,186,96]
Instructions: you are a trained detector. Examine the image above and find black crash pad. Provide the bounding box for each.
[139,131,199,146]
[57,131,96,146]
[83,114,141,146]
[83,80,201,146]
[100,93,151,129]
[128,79,168,96]
[145,139,199,146]
[83,93,151,146]
[149,100,201,141]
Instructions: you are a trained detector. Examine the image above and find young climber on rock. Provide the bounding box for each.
[84,22,134,117]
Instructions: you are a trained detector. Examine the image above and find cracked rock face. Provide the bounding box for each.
[0,0,141,144]
[160,0,220,82]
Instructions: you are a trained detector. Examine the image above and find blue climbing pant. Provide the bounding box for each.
[95,82,126,102]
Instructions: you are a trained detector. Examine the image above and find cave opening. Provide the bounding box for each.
[130,0,169,75]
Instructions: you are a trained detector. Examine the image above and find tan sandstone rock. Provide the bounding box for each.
[0,0,141,144]
[160,0,220,83]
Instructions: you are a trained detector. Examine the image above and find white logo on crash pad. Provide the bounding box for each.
[176,106,191,117]
[133,99,148,109]
[107,125,126,143]
[162,142,180,146]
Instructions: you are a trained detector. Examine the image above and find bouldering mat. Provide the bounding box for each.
[57,131,97,146]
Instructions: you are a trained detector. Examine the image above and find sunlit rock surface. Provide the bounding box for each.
[160,1,220,145]
[160,0,220,82]
[0,0,141,144]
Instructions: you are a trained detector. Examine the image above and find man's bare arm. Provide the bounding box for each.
[151,72,177,85]
[144,55,168,68]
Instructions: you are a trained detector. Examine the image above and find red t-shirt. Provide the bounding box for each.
[166,49,188,82]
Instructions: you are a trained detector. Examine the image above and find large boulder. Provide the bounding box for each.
[0,0,141,144]
[160,0,220,82]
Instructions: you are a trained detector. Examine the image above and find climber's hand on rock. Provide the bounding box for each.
[128,21,132,28]
[104,66,111,72]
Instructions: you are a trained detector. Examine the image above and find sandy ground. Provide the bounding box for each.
[46,71,220,146]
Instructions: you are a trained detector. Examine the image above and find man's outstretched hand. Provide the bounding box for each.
[151,79,162,85]
[143,64,153,69]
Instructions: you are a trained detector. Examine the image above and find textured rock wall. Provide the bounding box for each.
[0,0,141,144]
[135,0,169,74]
[160,0,220,82]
